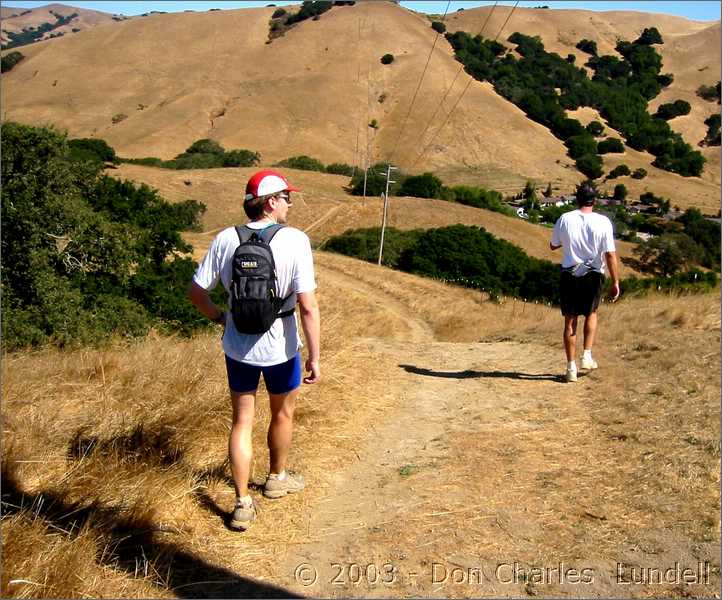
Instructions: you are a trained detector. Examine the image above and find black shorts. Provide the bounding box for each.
[560,271,604,317]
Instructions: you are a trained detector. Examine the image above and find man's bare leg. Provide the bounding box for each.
[229,391,256,498]
[583,311,598,351]
[267,388,299,474]
[563,315,578,362]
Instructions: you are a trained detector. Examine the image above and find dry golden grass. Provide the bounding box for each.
[3,243,718,597]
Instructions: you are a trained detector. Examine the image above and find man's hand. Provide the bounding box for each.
[609,280,621,302]
[303,358,320,384]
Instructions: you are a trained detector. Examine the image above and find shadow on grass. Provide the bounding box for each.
[399,363,564,383]
[1,466,302,598]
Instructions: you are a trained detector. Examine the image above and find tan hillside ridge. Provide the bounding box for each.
[2,2,718,208]
[0,3,603,190]
[0,3,124,44]
[113,163,642,279]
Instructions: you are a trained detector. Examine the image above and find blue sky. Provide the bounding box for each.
[4,1,720,21]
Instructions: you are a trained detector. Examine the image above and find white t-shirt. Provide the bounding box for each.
[551,210,616,273]
[192,222,316,366]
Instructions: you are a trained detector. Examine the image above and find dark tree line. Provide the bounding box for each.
[446,27,705,178]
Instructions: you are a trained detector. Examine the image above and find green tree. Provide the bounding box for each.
[633,233,702,276]
[275,155,325,172]
[381,54,394,65]
[635,27,663,45]
[598,138,625,154]
[631,167,647,179]
[431,20,446,34]
[586,121,604,136]
[1,50,24,72]
[398,172,442,198]
[613,183,627,201]
[575,38,597,55]
[1,122,209,350]
[607,164,631,179]
[575,154,604,179]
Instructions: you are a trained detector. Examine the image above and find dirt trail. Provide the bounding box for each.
[278,337,575,598]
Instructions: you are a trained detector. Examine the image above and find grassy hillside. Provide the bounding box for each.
[1,2,718,210]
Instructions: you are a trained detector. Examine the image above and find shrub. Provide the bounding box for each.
[635,27,663,45]
[1,122,212,350]
[275,155,326,172]
[607,164,630,179]
[398,173,443,199]
[322,227,423,268]
[448,186,514,216]
[598,138,625,154]
[702,114,721,146]
[369,119,379,129]
[68,138,119,165]
[586,121,604,136]
[631,167,647,179]
[655,100,691,120]
[575,153,604,179]
[349,162,403,196]
[431,21,446,34]
[182,138,225,155]
[222,149,261,167]
[565,134,597,159]
[111,113,128,124]
[326,162,355,176]
[271,7,286,18]
[284,1,332,25]
[613,183,627,201]
[697,81,721,103]
[380,53,394,65]
[1,50,24,72]
[575,38,597,55]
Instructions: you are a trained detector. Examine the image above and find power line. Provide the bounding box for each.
[387,0,451,164]
[411,1,519,171]
[408,1,498,163]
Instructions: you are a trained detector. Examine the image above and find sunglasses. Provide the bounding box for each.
[277,193,293,207]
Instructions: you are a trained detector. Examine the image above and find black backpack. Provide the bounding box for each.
[230,224,296,334]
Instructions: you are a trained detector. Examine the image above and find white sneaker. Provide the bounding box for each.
[565,368,578,383]
[580,356,598,370]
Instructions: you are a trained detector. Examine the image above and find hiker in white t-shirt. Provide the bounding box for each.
[550,182,620,383]
[188,169,320,531]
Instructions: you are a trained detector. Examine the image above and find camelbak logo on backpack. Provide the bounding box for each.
[230,224,296,334]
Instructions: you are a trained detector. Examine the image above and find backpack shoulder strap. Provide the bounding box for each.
[234,225,256,245]
[258,223,285,244]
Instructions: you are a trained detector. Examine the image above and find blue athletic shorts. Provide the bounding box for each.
[225,353,302,394]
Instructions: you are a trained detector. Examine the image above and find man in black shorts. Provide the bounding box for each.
[550,183,620,382]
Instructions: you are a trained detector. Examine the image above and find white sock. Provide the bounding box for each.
[583,349,592,360]
[236,495,252,508]
[269,470,287,481]
[567,361,577,371]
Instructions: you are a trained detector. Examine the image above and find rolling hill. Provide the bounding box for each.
[1,1,719,211]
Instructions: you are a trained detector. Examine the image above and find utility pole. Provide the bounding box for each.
[378,164,396,266]
[362,158,368,198]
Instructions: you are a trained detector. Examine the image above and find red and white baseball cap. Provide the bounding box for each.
[244,169,300,201]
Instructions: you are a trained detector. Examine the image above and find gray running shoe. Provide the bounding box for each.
[229,498,256,531]
[263,471,305,499]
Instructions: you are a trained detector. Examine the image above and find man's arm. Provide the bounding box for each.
[605,251,620,301]
[297,290,320,384]
[187,281,225,324]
